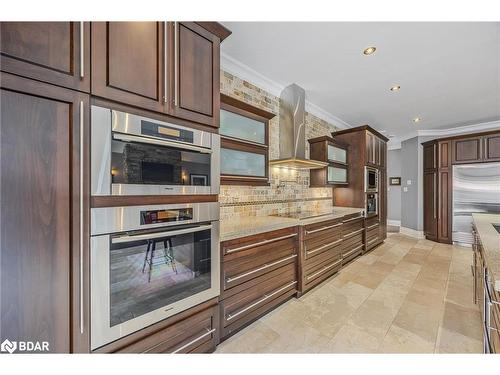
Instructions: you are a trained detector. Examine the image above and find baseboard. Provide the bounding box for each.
[387,219,401,227]
[400,226,425,239]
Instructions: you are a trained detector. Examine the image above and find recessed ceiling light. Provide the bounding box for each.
[413,117,421,123]
[363,46,377,55]
[380,130,387,133]
[390,85,401,92]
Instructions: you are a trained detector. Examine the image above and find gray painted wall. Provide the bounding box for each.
[400,137,421,231]
[387,149,402,223]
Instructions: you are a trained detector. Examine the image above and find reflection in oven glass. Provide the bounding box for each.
[111,140,211,186]
[109,229,211,326]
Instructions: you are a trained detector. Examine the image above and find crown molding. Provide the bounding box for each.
[416,119,500,137]
[221,52,351,129]
[387,119,500,151]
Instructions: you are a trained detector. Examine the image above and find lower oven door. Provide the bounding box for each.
[90,221,220,350]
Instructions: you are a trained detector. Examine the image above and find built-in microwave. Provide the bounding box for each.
[91,106,220,196]
[365,166,379,192]
[90,202,220,350]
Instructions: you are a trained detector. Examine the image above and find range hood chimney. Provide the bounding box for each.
[269,83,328,169]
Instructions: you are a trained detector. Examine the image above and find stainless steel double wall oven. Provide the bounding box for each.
[90,106,221,350]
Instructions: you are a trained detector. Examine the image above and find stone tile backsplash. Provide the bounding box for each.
[219,70,342,220]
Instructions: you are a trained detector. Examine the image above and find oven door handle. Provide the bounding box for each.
[112,224,213,244]
[113,132,212,154]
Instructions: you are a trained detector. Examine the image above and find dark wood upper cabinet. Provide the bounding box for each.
[438,140,451,169]
[0,73,89,353]
[91,22,165,113]
[423,143,437,171]
[0,22,90,92]
[452,136,482,164]
[168,22,220,128]
[366,131,375,165]
[484,133,500,161]
[91,22,222,128]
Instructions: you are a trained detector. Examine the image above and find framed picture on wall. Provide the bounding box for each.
[190,174,208,186]
[389,177,401,186]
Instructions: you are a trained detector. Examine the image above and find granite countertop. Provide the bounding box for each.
[472,213,500,292]
[220,206,364,242]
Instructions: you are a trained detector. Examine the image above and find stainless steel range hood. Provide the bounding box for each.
[269,83,328,169]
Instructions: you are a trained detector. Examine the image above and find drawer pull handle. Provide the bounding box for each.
[225,254,297,283]
[367,223,379,229]
[306,259,342,281]
[367,237,378,245]
[342,216,362,223]
[226,281,297,322]
[225,233,297,254]
[342,244,364,259]
[305,222,343,235]
[306,238,342,256]
[343,228,364,238]
[171,328,216,354]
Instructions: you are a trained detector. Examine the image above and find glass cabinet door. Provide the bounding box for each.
[328,165,347,184]
[327,144,347,164]
[221,148,266,177]
[220,109,266,144]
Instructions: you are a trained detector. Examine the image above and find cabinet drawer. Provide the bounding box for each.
[342,216,364,234]
[222,236,298,290]
[220,266,297,338]
[304,234,343,261]
[113,303,218,353]
[221,227,298,259]
[342,232,364,251]
[304,256,342,288]
[366,216,379,227]
[342,241,364,262]
[305,244,342,272]
[304,219,342,258]
[304,218,343,239]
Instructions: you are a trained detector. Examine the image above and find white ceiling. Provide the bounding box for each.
[221,22,500,139]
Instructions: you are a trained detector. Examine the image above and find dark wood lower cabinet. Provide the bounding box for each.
[93,299,219,353]
[219,227,299,340]
[0,73,90,353]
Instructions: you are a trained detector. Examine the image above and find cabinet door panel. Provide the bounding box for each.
[452,137,482,164]
[484,134,500,161]
[0,73,89,353]
[169,22,220,127]
[438,141,451,168]
[91,22,165,113]
[423,171,438,240]
[438,170,452,243]
[423,143,437,171]
[0,22,90,91]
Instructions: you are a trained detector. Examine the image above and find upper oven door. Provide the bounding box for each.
[91,106,220,196]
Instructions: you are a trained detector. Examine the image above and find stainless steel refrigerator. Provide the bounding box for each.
[453,162,500,245]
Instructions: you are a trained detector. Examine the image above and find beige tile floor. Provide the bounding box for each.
[215,233,483,353]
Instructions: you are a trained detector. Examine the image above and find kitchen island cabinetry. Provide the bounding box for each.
[472,216,500,353]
